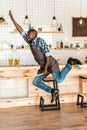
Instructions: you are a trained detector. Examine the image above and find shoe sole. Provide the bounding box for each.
[72,64,80,69]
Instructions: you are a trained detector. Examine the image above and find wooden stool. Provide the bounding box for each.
[39,76,60,111]
[77,76,87,107]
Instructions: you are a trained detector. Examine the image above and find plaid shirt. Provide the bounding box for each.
[21,31,51,57]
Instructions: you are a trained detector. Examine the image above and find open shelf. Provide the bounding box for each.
[0,21,8,24]
[10,30,64,34]
[38,30,64,33]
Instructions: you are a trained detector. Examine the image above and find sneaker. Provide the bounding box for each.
[51,89,58,103]
[67,57,82,65]
[67,57,82,69]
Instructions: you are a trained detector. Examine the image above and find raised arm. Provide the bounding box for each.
[9,10,23,33]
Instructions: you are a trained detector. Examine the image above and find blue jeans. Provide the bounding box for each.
[33,64,72,93]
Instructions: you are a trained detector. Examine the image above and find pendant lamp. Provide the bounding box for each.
[24,0,31,26]
[51,0,58,27]
[78,0,85,27]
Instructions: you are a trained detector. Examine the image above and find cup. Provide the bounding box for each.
[14,59,20,66]
[8,59,13,66]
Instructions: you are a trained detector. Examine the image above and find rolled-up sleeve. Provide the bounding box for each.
[21,31,29,43]
[39,40,51,57]
[21,31,26,38]
[45,51,51,57]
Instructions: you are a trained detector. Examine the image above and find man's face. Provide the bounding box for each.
[27,32,36,41]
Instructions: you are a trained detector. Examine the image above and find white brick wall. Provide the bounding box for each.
[0,0,87,65]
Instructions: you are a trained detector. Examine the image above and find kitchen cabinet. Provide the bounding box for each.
[0,78,28,98]
[0,66,53,108]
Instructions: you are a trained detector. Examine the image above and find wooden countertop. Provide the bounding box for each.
[0,65,39,70]
[0,64,86,68]
[0,64,86,78]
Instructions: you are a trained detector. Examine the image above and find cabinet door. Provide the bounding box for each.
[0,78,28,99]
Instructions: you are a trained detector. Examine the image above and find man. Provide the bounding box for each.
[9,10,82,103]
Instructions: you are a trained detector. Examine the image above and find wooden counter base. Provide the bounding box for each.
[0,65,87,108]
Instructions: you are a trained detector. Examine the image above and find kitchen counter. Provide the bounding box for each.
[0,64,87,108]
[0,63,86,73]
[0,65,39,78]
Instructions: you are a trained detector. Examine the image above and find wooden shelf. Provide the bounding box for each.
[0,48,30,51]
[0,48,87,51]
[38,30,64,33]
[10,30,64,34]
[10,30,19,33]
[0,21,8,24]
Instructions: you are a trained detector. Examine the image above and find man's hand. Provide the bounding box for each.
[9,10,13,20]
[43,69,49,75]
[8,10,23,33]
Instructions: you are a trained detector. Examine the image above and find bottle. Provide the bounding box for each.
[28,24,32,31]
[49,44,51,48]
[70,43,73,48]
[59,23,63,31]
[56,41,60,49]
[65,42,69,48]
[85,56,87,63]
[60,40,63,48]
[76,43,80,48]
[84,40,87,48]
